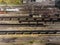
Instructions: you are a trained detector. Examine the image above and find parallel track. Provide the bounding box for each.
[0,17,60,22]
[0,30,60,34]
[0,17,60,26]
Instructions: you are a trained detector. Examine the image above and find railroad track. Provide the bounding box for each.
[0,16,60,21]
[0,30,60,34]
[0,12,60,27]
[0,16,60,26]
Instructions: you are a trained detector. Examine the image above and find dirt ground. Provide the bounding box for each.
[0,34,59,45]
